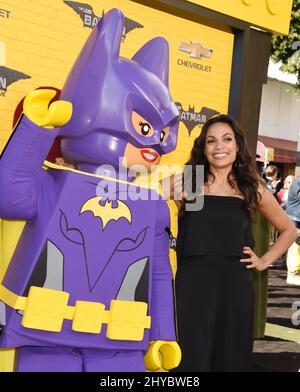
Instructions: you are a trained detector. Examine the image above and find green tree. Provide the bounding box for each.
[271,0,300,88]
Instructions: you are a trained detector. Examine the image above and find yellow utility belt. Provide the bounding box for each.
[0,284,151,341]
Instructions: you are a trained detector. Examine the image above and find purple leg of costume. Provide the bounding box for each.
[15,347,145,372]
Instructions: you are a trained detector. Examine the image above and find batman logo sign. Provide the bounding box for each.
[0,66,31,95]
[175,102,220,135]
[63,1,143,38]
[80,197,132,229]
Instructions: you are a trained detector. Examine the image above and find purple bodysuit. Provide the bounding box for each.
[0,8,179,371]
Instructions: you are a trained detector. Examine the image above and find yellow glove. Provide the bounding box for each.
[144,340,181,371]
[23,89,72,128]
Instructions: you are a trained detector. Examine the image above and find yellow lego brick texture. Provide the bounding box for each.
[187,0,293,35]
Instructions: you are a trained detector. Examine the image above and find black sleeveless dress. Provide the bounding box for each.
[174,195,255,372]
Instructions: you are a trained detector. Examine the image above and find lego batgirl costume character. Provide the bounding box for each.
[0,9,181,372]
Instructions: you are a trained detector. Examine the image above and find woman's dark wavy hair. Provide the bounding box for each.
[180,114,261,219]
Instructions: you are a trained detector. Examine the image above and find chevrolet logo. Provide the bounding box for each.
[179,41,213,59]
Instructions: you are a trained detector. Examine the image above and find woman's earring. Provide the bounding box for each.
[235,152,242,168]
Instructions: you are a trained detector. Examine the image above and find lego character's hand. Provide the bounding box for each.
[144,340,181,371]
[23,89,72,128]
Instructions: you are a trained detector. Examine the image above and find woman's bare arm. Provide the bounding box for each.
[258,184,297,266]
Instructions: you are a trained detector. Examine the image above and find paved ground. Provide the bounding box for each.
[252,264,300,372]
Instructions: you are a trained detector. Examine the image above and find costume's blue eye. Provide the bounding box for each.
[139,122,151,136]
[160,130,165,142]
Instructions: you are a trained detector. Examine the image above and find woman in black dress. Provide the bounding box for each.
[173,114,296,372]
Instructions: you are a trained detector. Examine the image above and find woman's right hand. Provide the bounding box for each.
[240,247,269,271]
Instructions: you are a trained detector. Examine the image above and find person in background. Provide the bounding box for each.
[285,175,300,285]
[276,175,295,210]
[255,141,268,179]
[264,164,283,201]
[273,175,295,268]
